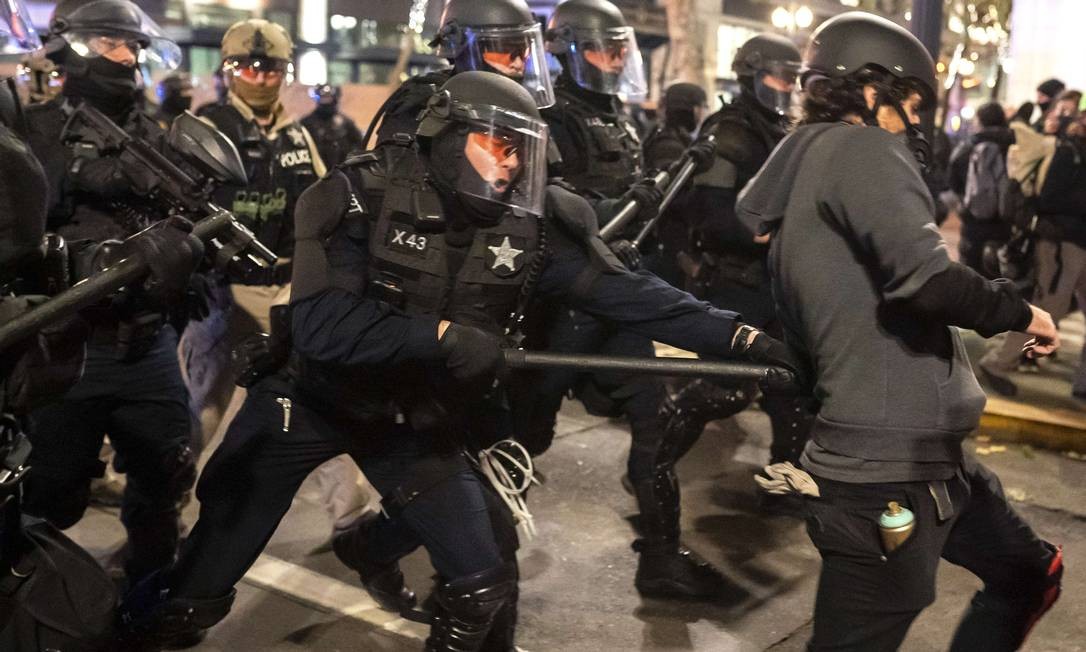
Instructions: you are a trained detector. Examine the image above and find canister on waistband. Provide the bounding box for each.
[878,501,915,554]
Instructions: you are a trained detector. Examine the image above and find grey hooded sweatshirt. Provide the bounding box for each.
[737,123,1029,482]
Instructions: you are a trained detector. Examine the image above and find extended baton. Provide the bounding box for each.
[632,134,716,248]
[502,349,793,384]
[598,169,670,242]
[0,212,268,354]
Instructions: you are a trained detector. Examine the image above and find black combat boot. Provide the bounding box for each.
[631,473,728,599]
[116,570,235,652]
[426,562,518,652]
[332,516,417,612]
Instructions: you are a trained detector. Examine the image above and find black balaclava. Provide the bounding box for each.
[62,49,140,120]
[314,99,338,119]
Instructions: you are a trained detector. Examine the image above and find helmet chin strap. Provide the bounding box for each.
[868,83,931,173]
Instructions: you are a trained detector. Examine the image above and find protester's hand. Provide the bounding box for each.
[1023,304,1059,358]
[439,322,505,381]
[609,239,641,270]
[621,176,664,223]
[688,138,717,175]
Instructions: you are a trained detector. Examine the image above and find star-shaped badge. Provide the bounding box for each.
[487,236,524,274]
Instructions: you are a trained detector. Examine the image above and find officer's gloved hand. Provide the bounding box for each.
[101,216,204,304]
[295,169,353,243]
[118,150,161,195]
[687,138,717,175]
[730,324,807,393]
[609,239,641,270]
[184,273,214,322]
[620,176,664,224]
[439,322,505,382]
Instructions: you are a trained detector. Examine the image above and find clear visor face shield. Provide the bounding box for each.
[440,24,555,108]
[0,0,41,59]
[454,105,548,217]
[565,27,646,101]
[753,61,800,116]
[62,2,181,70]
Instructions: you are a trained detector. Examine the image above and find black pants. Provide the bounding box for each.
[517,307,666,485]
[804,457,1060,651]
[23,327,194,582]
[170,383,517,601]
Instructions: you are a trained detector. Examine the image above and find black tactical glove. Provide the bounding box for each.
[184,273,213,322]
[439,323,505,382]
[620,176,664,224]
[100,216,204,304]
[731,324,807,393]
[70,151,158,196]
[609,239,641,270]
[295,169,353,243]
[687,138,717,175]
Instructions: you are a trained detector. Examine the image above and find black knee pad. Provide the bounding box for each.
[427,562,518,652]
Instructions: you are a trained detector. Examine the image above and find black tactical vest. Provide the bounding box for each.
[201,103,321,260]
[543,85,642,197]
[365,150,541,334]
[301,112,363,168]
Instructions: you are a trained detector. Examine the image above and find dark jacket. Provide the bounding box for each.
[737,124,1027,482]
[1035,137,1086,247]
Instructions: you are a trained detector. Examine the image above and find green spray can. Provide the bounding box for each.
[878,501,915,554]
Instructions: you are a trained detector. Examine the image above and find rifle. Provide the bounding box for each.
[60,104,276,276]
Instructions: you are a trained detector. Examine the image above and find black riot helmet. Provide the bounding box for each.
[47,0,181,70]
[431,0,554,108]
[417,71,549,219]
[545,0,647,100]
[308,83,340,106]
[802,11,937,169]
[733,33,801,116]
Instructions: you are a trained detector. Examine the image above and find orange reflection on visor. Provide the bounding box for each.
[467,131,521,162]
[481,41,529,76]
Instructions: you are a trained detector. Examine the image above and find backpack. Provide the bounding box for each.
[963,141,1006,221]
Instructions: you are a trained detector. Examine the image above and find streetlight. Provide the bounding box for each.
[795,6,814,29]
[771,5,814,32]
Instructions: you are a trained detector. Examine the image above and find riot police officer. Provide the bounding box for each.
[739,13,1062,649]
[301,84,364,167]
[661,33,813,513]
[118,70,798,651]
[373,0,556,144]
[640,82,708,287]
[16,0,203,588]
[524,0,726,599]
[153,72,194,128]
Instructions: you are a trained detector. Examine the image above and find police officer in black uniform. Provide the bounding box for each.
[372,0,556,146]
[301,84,364,168]
[521,0,726,599]
[660,34,814,510]
[739,13,1063,650]
[118,71,798,651]
[18,0,203,587]
[640,82,708,287]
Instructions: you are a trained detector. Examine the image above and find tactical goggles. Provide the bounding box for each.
[224,57,291,82]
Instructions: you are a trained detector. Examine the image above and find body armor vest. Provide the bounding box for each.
[544,85,642,197]
[301,112,363,168]
[365,150,541,334]
[201,103,321,260]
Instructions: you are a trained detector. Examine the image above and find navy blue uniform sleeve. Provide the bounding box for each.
[290,216,442,367]
[536,220,740,356]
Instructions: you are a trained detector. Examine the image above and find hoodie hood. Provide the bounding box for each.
[736,122,839,237]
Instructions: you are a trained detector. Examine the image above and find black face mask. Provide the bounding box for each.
[314,102,338,118]
[64,56,140,120]
[161,94,192,117]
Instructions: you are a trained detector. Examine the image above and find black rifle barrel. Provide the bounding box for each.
[503,349,789,382]
[598,169,670,242]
